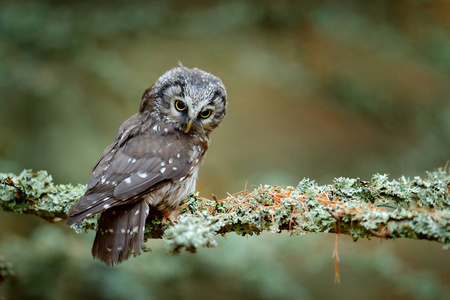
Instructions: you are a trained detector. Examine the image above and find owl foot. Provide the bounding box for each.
[162,210,180,225]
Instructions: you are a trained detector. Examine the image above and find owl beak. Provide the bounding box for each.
[185,120,193,133]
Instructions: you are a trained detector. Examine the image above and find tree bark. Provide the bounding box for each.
[1,169,449,253]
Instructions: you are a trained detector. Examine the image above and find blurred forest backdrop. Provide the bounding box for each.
[1,0,450,299]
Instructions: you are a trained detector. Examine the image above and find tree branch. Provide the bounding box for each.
[1,169,449,253]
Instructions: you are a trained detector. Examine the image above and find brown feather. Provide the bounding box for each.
[92,200,149,265]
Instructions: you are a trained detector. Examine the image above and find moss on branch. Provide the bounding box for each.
[1,169,449,253]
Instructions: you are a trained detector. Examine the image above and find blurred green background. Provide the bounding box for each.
[1,0,450,299]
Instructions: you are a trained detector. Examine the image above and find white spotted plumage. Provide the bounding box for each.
[66,65,227,266]
[137,171,147,178]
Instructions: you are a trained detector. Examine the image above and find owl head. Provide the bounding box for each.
[140,66,227,135]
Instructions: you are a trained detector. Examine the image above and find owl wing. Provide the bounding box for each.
[66,117,203,225]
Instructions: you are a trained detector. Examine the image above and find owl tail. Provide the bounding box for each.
[92,200,149,266]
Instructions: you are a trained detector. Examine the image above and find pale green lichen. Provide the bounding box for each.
[0,170,98,231]
[0,170,84,219]
[1,168,449,253]
[164,168,450,252]
[164,214,222,254]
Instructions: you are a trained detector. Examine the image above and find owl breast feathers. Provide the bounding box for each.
[66,66,227,265]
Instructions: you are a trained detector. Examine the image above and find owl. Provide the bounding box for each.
[66,66,227,265]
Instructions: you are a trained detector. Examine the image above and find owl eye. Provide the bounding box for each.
[175,100,187,112]
[200,109,212,119]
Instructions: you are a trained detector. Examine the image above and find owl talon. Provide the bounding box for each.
[162,210,181,225]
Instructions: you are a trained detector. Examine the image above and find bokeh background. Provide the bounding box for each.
[1,0,450,299]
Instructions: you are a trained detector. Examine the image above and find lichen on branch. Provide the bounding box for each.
[1,168,449,253]
[0,170,86,224]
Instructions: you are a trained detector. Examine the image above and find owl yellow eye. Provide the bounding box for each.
[200,109,212,119]
[175,100,187,112]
